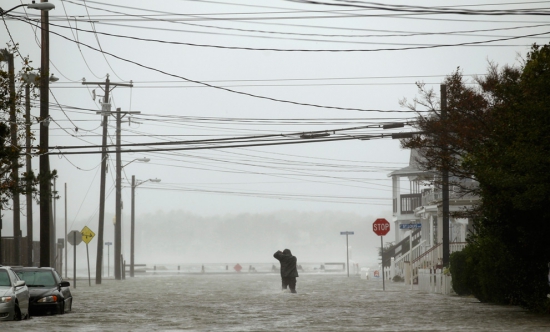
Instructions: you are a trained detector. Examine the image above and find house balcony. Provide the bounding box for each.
[400,194,422,214]
[421,188,480,206]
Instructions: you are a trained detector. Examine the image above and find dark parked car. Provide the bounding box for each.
[0,265,30,321]
[12,267,72,315]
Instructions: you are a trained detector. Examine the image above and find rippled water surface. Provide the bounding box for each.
[3,273,550,331]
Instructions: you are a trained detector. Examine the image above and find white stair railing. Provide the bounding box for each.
[392,240,427,279]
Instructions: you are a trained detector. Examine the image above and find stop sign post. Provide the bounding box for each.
[373,218,390,291]
[67,230,82,288]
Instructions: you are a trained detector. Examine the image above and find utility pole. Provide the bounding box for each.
[25,76,33,266]
[64,183,67,278]
[39,0,51,268]
[131,176,135,277]
[115,108,122,280]
[2,50,22,265]
[114,108,139,280]
[82,76,132,283]
[441,84,450,267]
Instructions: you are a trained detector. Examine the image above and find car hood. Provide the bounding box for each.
[0,287,14,297]
[28,287,57,298]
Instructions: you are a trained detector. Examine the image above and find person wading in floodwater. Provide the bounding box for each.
[273,249,299,293]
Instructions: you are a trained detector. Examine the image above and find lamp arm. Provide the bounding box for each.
[122,160,137,168]
[0,4,26,16]
[134,179,149,188]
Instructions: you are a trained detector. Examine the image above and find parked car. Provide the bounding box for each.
[0,265,30,321]
[12,267,72,315]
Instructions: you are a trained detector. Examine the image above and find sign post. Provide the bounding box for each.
[81,226,96,287]
[67,230,83,288]
[340,231,354,277]
[373,218,390,291]
[105,242,113,277]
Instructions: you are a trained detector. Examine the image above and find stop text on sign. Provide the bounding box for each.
[373,218,390,236]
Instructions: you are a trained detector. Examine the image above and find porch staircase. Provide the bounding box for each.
[384,236,467,282]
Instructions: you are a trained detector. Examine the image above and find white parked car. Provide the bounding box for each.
[0,265,30,321]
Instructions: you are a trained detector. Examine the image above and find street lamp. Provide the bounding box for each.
[0,2,55,15]
[35,0,56,268]
[130,176,161,277]
[123,157,150,167]
[114,158,150,280]
[21,72,58,267]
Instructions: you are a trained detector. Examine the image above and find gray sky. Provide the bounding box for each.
[1,0,547,244]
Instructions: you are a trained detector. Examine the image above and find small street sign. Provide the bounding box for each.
[81,226,96,244]
[67,230,83,246]
[400,223,422,230]
[234,264,242,272]
[105,242,113,246]
[340,231,354,277]
[373,218,391,236]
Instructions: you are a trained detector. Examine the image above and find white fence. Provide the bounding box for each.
[418,268,453,295]
[390,242,467,294]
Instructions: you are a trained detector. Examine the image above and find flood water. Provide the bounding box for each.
[3,272,550,331]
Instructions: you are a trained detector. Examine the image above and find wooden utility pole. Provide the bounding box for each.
[3,50,22,265]
[441,84,450,267]
[64,183,67,278]
[82,77,132,283]
[0,49,22,265]
[131,176,135,277]
[25,78,33,266]
[114,108,139,280]
[83,76,110,284]
[115,108,122,280]
[39,0,51,268]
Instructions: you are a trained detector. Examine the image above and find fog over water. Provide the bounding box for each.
[5,274,550,331]
[53,209,395,273]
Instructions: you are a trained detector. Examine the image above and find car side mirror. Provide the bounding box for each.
[14,280,26,288]
[59,281,70,287]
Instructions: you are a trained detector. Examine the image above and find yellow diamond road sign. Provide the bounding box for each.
[81,226,95,244]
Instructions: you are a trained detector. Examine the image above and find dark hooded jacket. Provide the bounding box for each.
[273,249,299,278]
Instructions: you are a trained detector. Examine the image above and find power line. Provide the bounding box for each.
[42,19,544,52]
[285,0,550,16]
[14,16,432,113]
[55,0,550,40]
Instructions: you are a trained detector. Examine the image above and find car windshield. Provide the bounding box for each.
[16,271,56,287]
[0,270,10,287]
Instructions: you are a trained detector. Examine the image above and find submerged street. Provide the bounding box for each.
[3,273,550,331]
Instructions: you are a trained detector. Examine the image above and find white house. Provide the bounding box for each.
[386,149,478,287]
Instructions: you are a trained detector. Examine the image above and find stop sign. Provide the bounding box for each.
[373,218,390,236]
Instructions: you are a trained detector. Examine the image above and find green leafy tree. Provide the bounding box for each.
[402,44,550,312]
[0,44,38,210]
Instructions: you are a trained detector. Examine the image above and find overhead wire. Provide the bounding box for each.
[285,0,550,16]
[7,17,411,113]
[82,0,127,81]
[60,0,103,79]
[59,0,550,40]
[10,16,524,115]
[43,19,545,51]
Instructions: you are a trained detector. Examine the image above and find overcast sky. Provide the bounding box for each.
[1,0,547,243]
